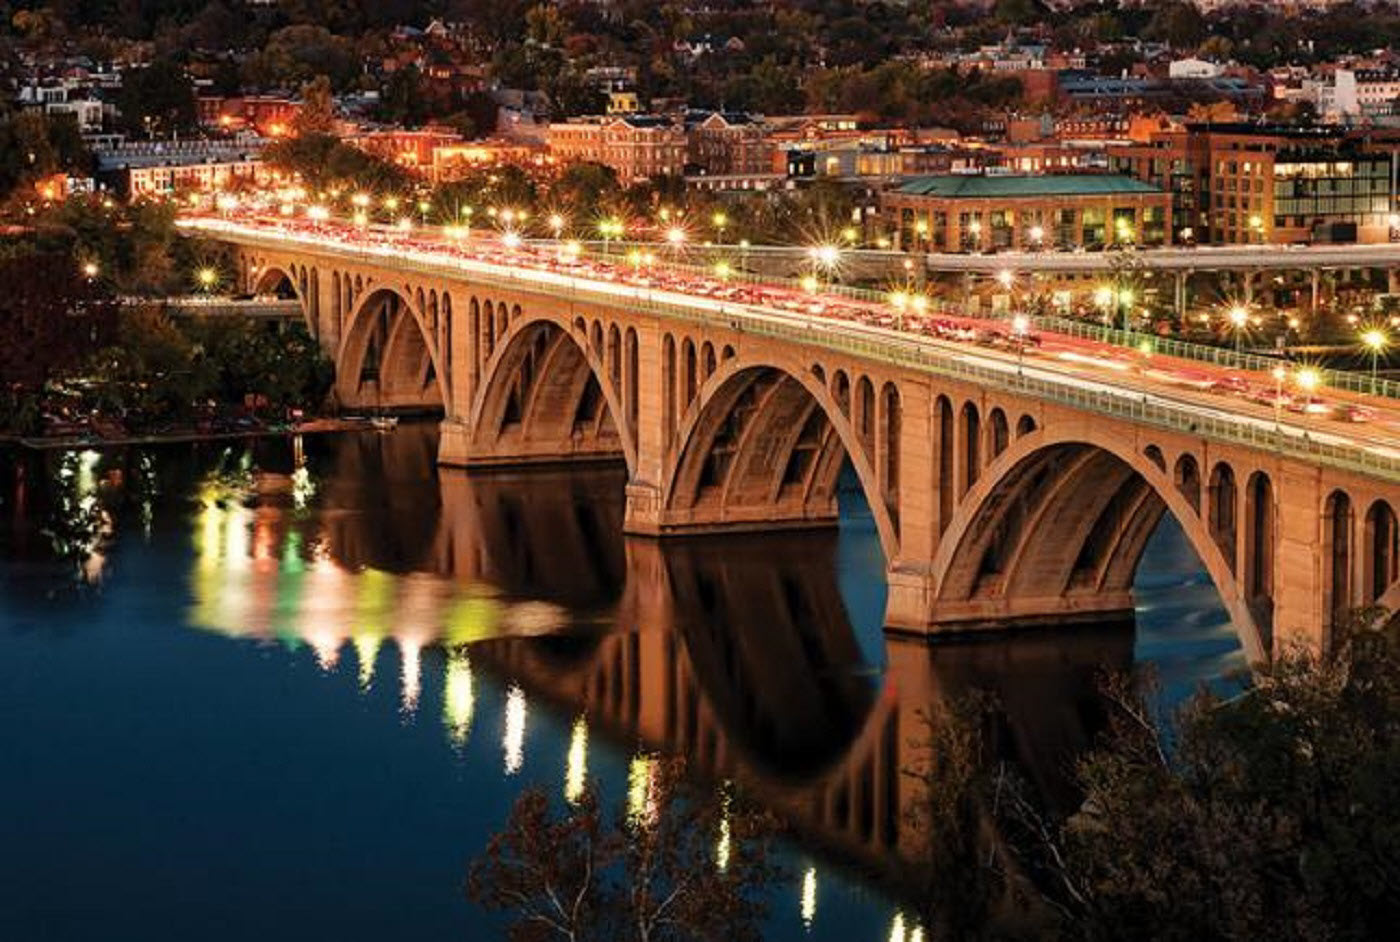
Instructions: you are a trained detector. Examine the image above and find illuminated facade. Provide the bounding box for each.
[1109,124,1400,245]
[883,174,1171,252]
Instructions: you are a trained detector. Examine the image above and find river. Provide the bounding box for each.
[0,426,1243,940]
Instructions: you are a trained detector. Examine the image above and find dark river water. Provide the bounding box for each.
[0,426,1244,941]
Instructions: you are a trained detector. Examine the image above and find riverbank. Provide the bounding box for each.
[1,417,394,451]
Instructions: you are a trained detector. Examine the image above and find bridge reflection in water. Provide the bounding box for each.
[183,426,1131,909]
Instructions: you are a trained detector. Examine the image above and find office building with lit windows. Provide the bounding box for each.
[882,174,1171,252]
[1109,124,1400,245]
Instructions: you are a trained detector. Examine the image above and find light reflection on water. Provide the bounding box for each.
[0,427,1239,941]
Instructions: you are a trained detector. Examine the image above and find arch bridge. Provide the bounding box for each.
[221,227,1400,661]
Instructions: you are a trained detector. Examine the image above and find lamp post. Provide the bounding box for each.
[889,290,908,331]
[1361,327,1388,394]
[1012,314,1029,377]
[1228,304,1250,354]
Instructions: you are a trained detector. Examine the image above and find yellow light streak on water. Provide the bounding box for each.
[564,716,587,804]
[503,685,526,774]
[443,650,475,747]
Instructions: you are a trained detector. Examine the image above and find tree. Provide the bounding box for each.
[549,163,621,218]
[999,611,1400,940]
[292,75,337,137]
[117,58,198,137]
[380,64,428,128]
[469,759,778,942]
[0,247,118,432]
[243,25,359,91]
[0,110,90,196]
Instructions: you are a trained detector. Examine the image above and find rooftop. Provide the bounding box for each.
[895,174,1163,199]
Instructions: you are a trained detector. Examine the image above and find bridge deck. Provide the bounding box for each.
[183,216,1400,485]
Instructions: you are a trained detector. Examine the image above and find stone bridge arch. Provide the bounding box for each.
[251,262,311,329]
[658,351,901,565]
[338,284,447,410]
[464,310,637,472]
[931,426,1267,663]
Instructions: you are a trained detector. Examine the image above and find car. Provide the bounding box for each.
[1210,376,1250,395]
[1287,395,1331,415]
[1334,403,1376,423]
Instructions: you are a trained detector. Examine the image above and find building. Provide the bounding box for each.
[684,111,773,176]
[1110,123,1400,245]
[93,137,272,198]
[1318,69,1400,121]
[346,128,464,173]
[548,116,688,182]
[882,174,1171,252]
[197,95,302,137]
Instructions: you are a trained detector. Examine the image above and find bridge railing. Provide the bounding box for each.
[202,226,1400,482]
[575,242,1400,403]
[1029,316,1400,402]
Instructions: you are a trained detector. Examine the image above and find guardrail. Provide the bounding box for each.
[190,223,1400,483]
[1028,316,1400,402]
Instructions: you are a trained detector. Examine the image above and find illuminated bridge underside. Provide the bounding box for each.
[229,238,1400,662]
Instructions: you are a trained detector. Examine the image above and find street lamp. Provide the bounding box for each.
[1028,224,1044,250]
[196,267,218,293]
[81,260,99,280]
[889,290,908,330]
[1296,366,1321,408]
[1012,314,1029,377]
[599,218,623,256]
[1361,327,1389,392]
[549,213,565,238]
[1228,304,1250,353]
[1271,365,1287,433]
[711,211,728,243]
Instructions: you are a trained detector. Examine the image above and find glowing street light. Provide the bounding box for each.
[666,226,687,247]
[196,267,218,292]
[996,269,1014,289]
[800,274,819,293]
[351,193,371,209]
[306,204,330,221]
[1361,327,1389,392]
[1296,366,1321,396]
[712,211,728,242]
[502,231,522,250]
[1028,224,1045,248]
[811,244,841,269]
[1228,304,1250,353]
[548,213,565,237]
[714,260,732,280]
[81,260,99,279]
[1271,364,1287,432]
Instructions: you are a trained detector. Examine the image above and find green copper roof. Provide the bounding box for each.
[896,174,1163,198]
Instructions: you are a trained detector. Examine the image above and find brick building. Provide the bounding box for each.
[1109,123,1400,245]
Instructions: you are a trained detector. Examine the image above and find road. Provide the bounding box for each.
[179,213,1400,479]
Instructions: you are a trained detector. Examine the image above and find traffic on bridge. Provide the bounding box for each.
[183,209,1400,477]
